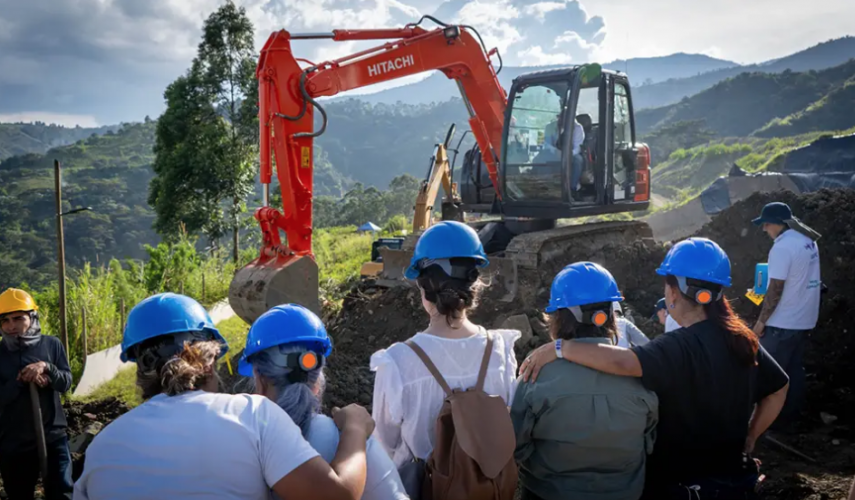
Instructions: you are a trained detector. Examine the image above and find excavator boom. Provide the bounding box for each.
[230,20,510,323]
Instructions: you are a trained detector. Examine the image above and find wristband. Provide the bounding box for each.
[555,339,563,359]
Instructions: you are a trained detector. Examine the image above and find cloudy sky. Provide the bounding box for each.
[0,0,852,126]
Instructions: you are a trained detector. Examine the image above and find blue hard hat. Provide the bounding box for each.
[752,202,793,226]
[239,304,332,377]
[121,293,228,362]
[546,262,623,313]
[405,221,489,280]
[656,237,732,287]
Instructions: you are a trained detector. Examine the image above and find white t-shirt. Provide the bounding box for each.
[616,317,651,348]
[306,414,409,500]
[767,230,821,330]
[665,314,681,333]
[370,329,520,468]
[74,391,319,500]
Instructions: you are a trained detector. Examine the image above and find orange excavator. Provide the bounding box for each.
[228,16,652,323]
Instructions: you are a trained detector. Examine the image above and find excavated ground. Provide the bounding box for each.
[21,188,852,499]
[321,187,855,499]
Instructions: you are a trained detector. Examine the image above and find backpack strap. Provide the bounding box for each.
[405,340,453,397]
[475,330,494,392]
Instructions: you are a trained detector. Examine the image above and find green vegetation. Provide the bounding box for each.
[637,59,855,138]
[650,124,855,209]
[0,122,120,161]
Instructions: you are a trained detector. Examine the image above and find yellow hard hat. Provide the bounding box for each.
[0,288,38,316]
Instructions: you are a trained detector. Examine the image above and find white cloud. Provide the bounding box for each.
[0,112,99,128]
[516,46,572,65]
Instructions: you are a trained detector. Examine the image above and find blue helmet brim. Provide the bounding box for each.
[238,357,254,377]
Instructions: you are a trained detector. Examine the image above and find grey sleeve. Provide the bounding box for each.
[510,381,535,464]
[625,322,651,347]
[47,339,73,394]
[642,390,659,456]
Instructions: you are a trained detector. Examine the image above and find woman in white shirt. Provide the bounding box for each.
[74,293,374,500]
[370,221,520,496]
[612,301,651,348]
[240,303,409,500]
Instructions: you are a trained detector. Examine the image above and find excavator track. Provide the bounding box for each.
[378,219,654,309]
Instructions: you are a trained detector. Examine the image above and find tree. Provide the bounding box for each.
[149,1,258,262]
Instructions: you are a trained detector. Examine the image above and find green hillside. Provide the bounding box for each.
[637,59,855,137]
[756,77,855,137]
[651,125,855,205]
[0,121,159,289]
[633,36,855,110]
[0,122,120,160]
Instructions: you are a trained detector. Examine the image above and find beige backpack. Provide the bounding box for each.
[405,332,518,500]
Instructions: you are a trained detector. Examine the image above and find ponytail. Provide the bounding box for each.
[665,275,759,366]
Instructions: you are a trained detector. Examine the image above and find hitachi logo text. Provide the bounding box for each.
[367,55,415,77]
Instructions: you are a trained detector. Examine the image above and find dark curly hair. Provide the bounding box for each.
[416,257,484,326]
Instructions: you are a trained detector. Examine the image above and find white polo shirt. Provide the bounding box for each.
[74,391,319,500]
[766,229,821,330]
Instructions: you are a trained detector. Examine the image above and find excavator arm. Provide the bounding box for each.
[229,20,509,322]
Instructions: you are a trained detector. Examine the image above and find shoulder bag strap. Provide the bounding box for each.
[475,329,494,392]
[405,340,453,397]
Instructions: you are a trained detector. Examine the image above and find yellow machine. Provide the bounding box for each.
[360,124,464,279]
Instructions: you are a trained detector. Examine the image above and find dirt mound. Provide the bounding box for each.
[694,188,855,422]
[321,187,855,499]
[64,398,132,437]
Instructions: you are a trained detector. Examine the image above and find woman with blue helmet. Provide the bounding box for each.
[511,262,659,500]
[75,293,375,500]
[239,303,409,500]
[370,221,521,496]
[519,238,790,499]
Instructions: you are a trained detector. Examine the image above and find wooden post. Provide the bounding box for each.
[120,299,126,336]
[180,281,185,295]
[80,307,88,372]
[202,273,206,303]
[54,160,69,357]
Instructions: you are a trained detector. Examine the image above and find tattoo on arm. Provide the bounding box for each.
[759,279,785,323]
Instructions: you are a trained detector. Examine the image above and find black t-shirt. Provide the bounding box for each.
[631,319,788,485]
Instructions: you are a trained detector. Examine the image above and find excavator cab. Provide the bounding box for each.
[460,63,650,219]
[500,63,650,217]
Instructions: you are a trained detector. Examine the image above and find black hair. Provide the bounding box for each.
[416,257,483,327]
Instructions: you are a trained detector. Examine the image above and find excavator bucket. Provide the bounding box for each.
[228,254,320,325]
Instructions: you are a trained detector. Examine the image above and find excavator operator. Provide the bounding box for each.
[541,95,585,194]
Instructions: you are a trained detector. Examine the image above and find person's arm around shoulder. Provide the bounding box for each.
[745,346,789,453]
[266,400,374,500]
[520,334,644,383]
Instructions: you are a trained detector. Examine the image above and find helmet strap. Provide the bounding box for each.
[417,258,479,281]
[262,346,324,384]
[568,305,611,326]
[675,276,722,305]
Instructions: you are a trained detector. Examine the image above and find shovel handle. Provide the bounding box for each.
[28,382,49,481]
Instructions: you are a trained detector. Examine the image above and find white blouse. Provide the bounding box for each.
[370,328,521,468]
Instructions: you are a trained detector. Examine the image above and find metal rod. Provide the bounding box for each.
[290,32,335,39]
[263,184,270,207]
[54,160,70,357]
[763,435,817,463]
[29,383,48,481]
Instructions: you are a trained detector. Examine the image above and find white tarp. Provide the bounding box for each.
[72,299,236,397]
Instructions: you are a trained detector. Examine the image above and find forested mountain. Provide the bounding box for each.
[637,59,855,138]
[633,37,855,110]
[0,121,158,289]
[330,53,738,106]
[0,122,120,160]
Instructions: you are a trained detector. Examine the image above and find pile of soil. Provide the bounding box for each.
[64,398,132,437]
[321,187,855,498]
